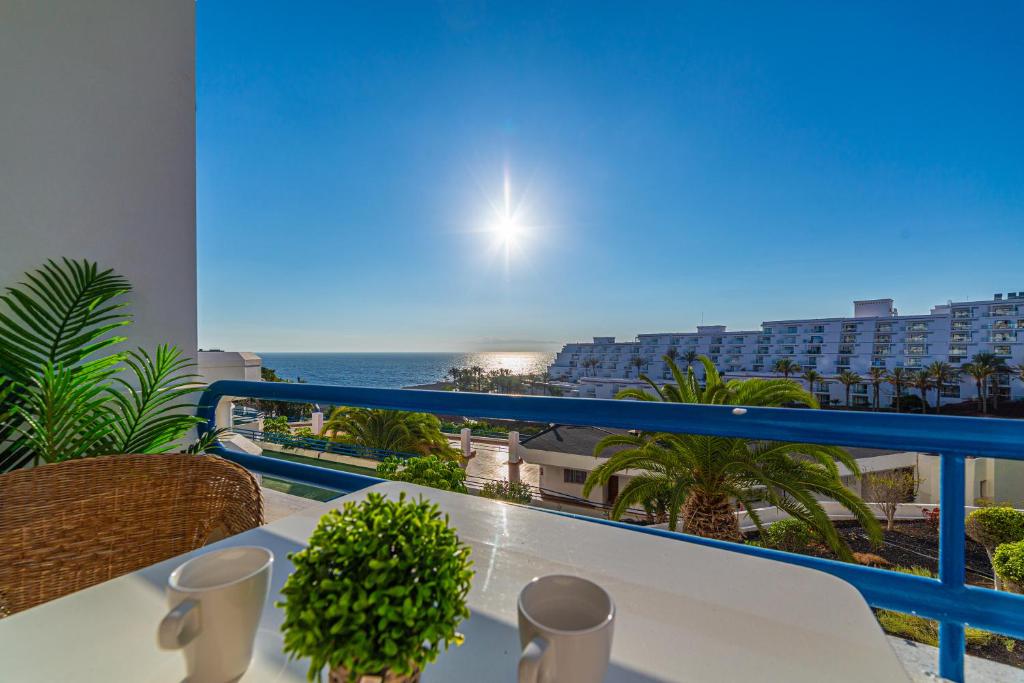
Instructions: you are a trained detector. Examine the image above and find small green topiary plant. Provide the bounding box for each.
[993,540,1024,595]
[965,506,1024,590]
[480,479,532,504]
[279,492,474,682]
[760,518,819,554]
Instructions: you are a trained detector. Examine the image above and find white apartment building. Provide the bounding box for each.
[548,294,1024,405]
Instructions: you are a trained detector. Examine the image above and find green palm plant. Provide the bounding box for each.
[630,355,645,378]
[0,259,203,471]
[582,355,880,560]
[682,350,698,370]
[961,361,991,414]
[887,367,908,413]
[665,347,680,363]
[772,358,801,380]
[867,367,887,411]
[910,370,933,414]
[801,369,825,400]
[926,361,957,415]
[834,370,863,408]
[323,407,460,460]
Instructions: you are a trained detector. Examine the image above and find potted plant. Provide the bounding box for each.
[279,491,474,682]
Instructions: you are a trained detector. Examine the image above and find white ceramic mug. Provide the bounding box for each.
[157,546,273,683]
[517,574,615,683]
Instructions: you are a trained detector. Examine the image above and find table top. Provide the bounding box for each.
[0,482,909,682]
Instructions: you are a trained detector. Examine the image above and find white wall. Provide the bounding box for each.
[0,0,197,358]
[198,352,263,384]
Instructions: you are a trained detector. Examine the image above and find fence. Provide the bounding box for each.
[198,379,1024,682]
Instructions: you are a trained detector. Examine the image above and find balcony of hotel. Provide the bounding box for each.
[3,3,1024,683]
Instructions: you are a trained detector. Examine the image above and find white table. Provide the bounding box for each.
[0,482,910,682]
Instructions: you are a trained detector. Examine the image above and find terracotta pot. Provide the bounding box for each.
[328,665,420,683]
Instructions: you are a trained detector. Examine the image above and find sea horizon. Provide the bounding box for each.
[257,351,555,389]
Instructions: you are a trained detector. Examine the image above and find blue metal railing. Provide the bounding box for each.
[198,379,1024,682]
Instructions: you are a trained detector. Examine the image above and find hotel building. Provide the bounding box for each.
[548,294,1024,405]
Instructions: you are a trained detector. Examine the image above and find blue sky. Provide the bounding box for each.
[197,1,1024,352]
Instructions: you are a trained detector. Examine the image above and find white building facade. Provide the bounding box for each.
[548,295,1024,405]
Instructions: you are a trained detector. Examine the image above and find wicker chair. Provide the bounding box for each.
[0,453,264,617]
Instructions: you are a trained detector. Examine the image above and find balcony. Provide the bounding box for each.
[178,379,1024,683]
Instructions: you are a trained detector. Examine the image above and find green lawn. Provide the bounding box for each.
[258,449,379,502]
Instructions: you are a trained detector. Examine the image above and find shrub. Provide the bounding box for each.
[994,540,1024,594]
[965,506,1024,590]
[760,519,818,553]
[376,455,468,493]
[480,479,532,504]
[864,469,920,531]
[921,507,939,530]
[263,415,291,435]
[876,566,1011,650]
[279,492,473,681]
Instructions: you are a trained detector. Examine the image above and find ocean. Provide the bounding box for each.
[256,352,556,389]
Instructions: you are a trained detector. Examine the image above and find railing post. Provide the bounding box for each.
[460,428,472,459]
[938,452,967,683]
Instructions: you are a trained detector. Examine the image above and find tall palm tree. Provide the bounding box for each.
[802,369,825,401]
[630,355,645,378]
[867,367,887,411]
[665,347,680,363]
[582,355,880,560]
[835,370,863,408]
[773,358,801,380]
[322,407,459,460]
[886,367,908,413]
[682,350,698,371]
[910,370,933,414]
[962,357,995,414]
[926,361,957,415]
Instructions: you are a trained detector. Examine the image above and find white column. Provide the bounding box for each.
[507,430,521,483]
[460,428,472,459]
[508,431,520,463]
[214,397,233,433]
[311,411,324,436]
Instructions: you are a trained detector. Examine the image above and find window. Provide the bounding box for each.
[993,320,1012,330]
[712,337,723,344]
[876,323,893,333]
[839,345,854,355]
[841,334,857,343]
[906,345,926,356]
[952,321,971,331]
[906,334,927,342]
[809,335,823,343]
[980,480,988,500]
[563,468,588,484]
[852,395,870,407]
[762,327,773,334]
[994,345,1012,356]
[811,325,825,333]
[907,322,928,331]
[786,326,798,334]
[732,336,745,343]
[842,323,858,332]
[952,308,971,319]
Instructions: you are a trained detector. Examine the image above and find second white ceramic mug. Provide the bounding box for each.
[157,546,273,683]
[517,574,615,683]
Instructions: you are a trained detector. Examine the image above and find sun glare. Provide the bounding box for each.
[493,214,521,247]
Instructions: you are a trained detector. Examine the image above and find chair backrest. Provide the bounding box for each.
[0,453,264,616]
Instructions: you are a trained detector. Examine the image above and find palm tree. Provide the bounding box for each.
[835,370,863,408]
[867,367,887,411]
[910,370,933,414]
[682,350,698,371]
[926,361,957,415]
[802,369,825,401]
[886,367,908,413]
[630,355,645,378]
[665,347,680,363]
[322,407,459,460]
[582,355,880,560]
[962,356,996,414]
[773,358,801,380]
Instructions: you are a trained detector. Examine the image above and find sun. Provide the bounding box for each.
[493,214,521,247]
